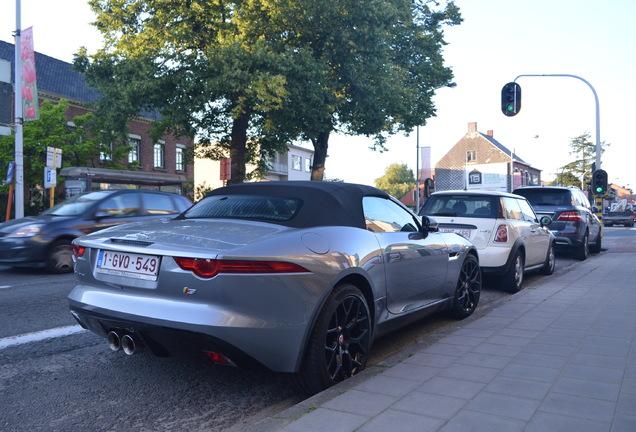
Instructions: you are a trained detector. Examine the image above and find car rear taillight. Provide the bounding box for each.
[173,257,309,279]
[494,224,508,243]
[72,245,86,259]
[203,351,236,366]
[557,211,583,222]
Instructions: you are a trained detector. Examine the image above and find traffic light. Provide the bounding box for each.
[501,82,521,116]
[591,169,608,195]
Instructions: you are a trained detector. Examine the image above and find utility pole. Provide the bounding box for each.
[13,0,24,218]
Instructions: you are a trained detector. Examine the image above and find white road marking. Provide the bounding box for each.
[0,325,86,350]
[0,285,11,289]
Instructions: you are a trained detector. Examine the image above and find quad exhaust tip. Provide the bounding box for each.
[107,331,121,352]
[107,331,143,355]
[121,334,136,356]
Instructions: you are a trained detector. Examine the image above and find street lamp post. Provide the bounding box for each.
[416,82,457,213]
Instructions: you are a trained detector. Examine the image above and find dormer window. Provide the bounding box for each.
[467,151,477,162]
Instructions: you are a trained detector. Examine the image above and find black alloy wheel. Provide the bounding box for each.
[322,287,370,383]
[293,284,371,395]
[449,254,481,319]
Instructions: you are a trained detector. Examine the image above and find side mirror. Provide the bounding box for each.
[591,206,599,213]
[94,210,110,220]
[420,215,438,233]
[539,215,552,227]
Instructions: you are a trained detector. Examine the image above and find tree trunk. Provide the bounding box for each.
[310,131,330,181]
[228,109,250,185]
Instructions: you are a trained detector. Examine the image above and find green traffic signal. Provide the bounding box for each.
[501,82,521,117]
[591,169,608,195]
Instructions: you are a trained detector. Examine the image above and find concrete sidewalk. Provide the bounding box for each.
[247,250,636,432]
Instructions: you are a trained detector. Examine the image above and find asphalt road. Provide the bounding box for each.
[1,231,630,432]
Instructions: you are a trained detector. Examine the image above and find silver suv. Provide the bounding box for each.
[420,190,555,293]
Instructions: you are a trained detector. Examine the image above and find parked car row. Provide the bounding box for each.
[418,185,603,294]
[0,181,603,396]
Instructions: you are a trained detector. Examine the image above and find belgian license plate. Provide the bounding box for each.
[96,250,160,281]
[441,228,471,239]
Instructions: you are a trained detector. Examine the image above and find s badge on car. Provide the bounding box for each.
[183,287,197,295]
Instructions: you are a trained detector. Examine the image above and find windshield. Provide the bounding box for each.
[421,195,498,218]
[182,194,302,222]
[515,190,571,207]
[40,191,114,217]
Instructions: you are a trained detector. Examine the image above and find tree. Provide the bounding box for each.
[0,99,102,215]
[560,132,610,189]
[258,0,462,180]
[76,0,461,183]
[374,163,415,200]
[76,0,299,185]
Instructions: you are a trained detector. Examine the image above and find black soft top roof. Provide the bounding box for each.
[205,181,391,229]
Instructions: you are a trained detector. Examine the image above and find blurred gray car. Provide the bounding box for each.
[68,181,481,395]
[0,189,192,273]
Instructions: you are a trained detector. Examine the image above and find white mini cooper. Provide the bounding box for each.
[420,190,555,292]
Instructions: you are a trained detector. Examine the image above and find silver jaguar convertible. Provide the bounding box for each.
[68,181,481,395]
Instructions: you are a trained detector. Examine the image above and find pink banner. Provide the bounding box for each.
[419,146,431,181]
[21,27,39,121]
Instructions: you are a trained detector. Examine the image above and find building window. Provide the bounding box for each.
[153,141,165,169]
[100,142,113,162]
[466,151,476,162]
[176,145,185,171]
[305,157,312,173]
[292,155,302,171]
[128,137,140,164]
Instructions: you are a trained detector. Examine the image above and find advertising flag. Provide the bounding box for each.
[419,146,431,181]
[21,27,39,121]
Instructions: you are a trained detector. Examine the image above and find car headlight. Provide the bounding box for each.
[8,224,44,238]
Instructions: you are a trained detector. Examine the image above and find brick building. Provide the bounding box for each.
[0,40,193,198]
[435,122,541,192]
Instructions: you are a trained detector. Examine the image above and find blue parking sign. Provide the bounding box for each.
[5,161,13,184]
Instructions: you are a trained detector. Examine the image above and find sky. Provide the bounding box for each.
[1,0,635,190]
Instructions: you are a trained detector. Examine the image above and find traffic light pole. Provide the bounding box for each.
[513,74,601,170]
[512,74,603,221]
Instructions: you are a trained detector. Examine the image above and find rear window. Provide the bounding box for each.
[183,195,302,222]
[421,195,498,218]
[515,189,572,207]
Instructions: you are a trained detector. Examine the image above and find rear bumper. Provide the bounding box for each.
[68,284,312,373]
[69,306,269,370]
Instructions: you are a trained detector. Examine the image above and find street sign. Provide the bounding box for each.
[5,160,13,184]
[46,146,62,168]
[44,167,56,188]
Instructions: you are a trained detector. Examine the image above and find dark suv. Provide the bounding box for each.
[0,189,192,273]
[513,186,601,260]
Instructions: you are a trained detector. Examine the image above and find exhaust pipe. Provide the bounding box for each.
[121,334,137,356]
[107,331,122,351]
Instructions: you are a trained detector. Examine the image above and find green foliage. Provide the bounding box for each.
[559,132,610,187]
[77,0,461,183]
[0,99,104,215]
[374,163,416,199]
